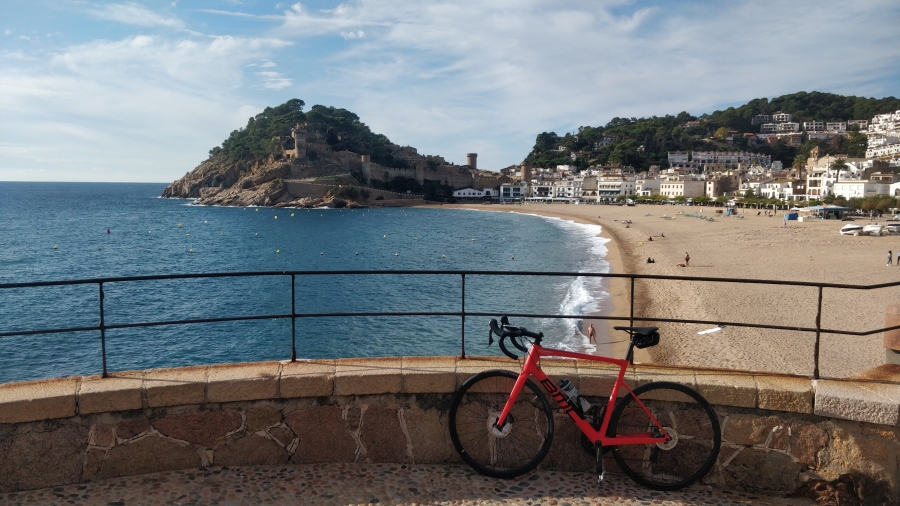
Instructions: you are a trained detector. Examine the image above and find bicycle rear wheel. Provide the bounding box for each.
[608,381,720,490]
[448,370,554,479]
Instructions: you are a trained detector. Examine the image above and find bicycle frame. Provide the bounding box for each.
[494,343,670,447]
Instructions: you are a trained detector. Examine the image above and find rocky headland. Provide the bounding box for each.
[162,99,511,208]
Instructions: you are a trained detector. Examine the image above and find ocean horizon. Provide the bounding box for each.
[0,182,611,383]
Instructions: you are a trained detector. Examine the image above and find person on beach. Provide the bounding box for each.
[684,252,690,266]
[889,250,893,267]
[587,324,596,344]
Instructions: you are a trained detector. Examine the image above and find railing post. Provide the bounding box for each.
[99,282,108,378]
[629,276,635,365]
[814,286,823,379]
[629,276,635,328]
[290,274,297,362]
[460,273,466,359]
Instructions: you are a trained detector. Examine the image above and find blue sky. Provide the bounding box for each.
[2,1,899,182]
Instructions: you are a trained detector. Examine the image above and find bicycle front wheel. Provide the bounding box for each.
[609,381,720,490]
[448,370,554,479]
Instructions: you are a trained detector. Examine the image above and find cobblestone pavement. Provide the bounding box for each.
[0,463,815,506]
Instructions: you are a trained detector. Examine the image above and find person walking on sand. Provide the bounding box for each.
[684,252,690,267]
[587,324,596,344]
[889,250,893,267]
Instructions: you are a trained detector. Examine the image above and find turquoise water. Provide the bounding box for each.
[0,182,611,383]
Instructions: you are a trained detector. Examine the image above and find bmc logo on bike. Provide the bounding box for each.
[540,379,575,414]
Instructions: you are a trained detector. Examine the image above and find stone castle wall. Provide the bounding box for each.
[1,358,898,503]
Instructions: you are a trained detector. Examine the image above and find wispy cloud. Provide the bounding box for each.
[88,2,185,29]
[257,71,292,89]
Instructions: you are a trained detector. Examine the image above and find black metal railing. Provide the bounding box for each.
[2,270,899,380]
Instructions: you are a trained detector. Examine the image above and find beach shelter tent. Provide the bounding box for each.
[785,212,799,220]
[800,205,852,219]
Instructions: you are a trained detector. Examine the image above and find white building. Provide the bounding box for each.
[659,179,705,199]
[667,151,689,165]
[691,151,771,168]
[759,179,804,201]
[804,121,824,132]
[751,114,770,125]
[870,110,900,137]
[867,142,900,159]
[772,112,793,123]
[826,122,847,134]
[452,187,497,199]
[832,180,889,200]
[776,122,800,133]
[499,182,528,202]
[635,178,660,197]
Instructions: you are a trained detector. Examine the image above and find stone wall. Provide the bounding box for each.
[1,358,898,504]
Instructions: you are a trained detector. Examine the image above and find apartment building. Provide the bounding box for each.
[772,112,793,123]
[691,151,771,167]
[826,122,847,134]
[659,179,705,198]
[870,110,900,137]
[635,178,660,197]
[832,180,889,200]
[705,173,742,198]
[667,151,689,165]
[804,121,824,132]
[758,179,804,201]
[751,114,770,125]
[499,182,528,202]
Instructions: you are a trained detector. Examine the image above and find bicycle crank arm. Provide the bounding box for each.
[595,441,604,484]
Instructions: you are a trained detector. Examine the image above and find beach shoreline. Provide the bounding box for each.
[414,201,893,378]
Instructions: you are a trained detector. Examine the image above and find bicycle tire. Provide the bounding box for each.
[448,370,554,479]
[608,381,720,490]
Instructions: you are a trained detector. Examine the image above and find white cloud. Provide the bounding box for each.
[4,29,11,35]
[88,2,185,29]
[340,30,364,40]
[257,70,292,89]
[2,34,294,181]
[18,35,31,40]
[273,0,900,169]
[260,61,277,67]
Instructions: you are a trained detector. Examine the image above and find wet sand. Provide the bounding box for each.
[417,202,896,378]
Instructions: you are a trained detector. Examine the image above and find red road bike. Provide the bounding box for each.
[448,317,721,490]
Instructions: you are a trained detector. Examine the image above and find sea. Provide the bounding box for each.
[0,182,611,384]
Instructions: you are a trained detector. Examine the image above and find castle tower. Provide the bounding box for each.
[466,153,477,170]
[520,161,533,182]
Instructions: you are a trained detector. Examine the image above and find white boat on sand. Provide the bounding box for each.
[862,224,884,236]
[840,224,863,236]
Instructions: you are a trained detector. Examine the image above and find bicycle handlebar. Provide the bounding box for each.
[488,316,543,360]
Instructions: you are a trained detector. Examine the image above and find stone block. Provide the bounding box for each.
[143,365,207,408]
[90,423,115,447]
[630,364,697,390]
[334,357,402,396]
[0,425,89,493]
[280,360,334,398]
[756,375,813,414]
[152,410,242,446]
[695,371,757,408]
[116,417,151,442]
[285,406,357,463]
[815,380,900,426]
[360,406,409,463]
[214,433,289,466]
[401,356,456,394]
[723,414,782,446]
[576,359,626,398]
[721,447,802,493]
[0,377,78,424]
[78,372,144,415]
[246,406,282,431]
[97,435,201,479]
[207,362,280,403]
[402,401,458,464]
[456,356,519,387]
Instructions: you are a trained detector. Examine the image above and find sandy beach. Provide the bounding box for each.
[416,202,897,378]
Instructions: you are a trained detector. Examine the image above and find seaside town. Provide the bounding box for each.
[453,109,900,208]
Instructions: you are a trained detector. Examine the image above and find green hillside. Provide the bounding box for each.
[525,91,900,171]
[206,99,406,168]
